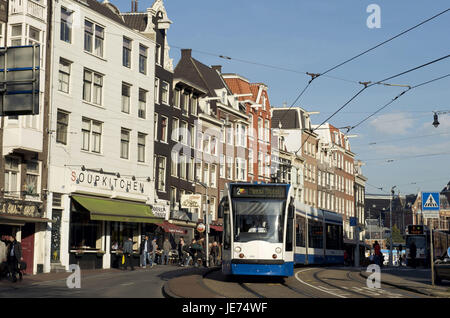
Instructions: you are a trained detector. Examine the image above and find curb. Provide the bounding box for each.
[359,270,449,297]
[162,266,221,298]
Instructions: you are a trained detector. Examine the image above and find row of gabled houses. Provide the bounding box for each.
[0,0,367,274]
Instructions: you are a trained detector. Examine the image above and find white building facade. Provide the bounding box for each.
[45,0,158,272]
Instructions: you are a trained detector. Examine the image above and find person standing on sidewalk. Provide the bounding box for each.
[7,235,23,282]
[140,235,152,268]
[122,237,134,271]
[151,238,158,266]
[373,241,381,266]
[162,238,172,265]
[177,237,185,266]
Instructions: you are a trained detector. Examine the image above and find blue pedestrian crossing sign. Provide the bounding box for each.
[422,192,440,211]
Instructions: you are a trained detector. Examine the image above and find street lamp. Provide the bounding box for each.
[193,178,210,267]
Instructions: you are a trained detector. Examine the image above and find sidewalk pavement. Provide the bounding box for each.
[163,267,222,298]
[360,266,450,297]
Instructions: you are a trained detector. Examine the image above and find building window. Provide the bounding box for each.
[172,118,179,142]
[10,24,22,46]
[171,151,178,177]
[4,157,20,197]
[155,43,161,65]
[154,113,158,141]
[182,93,189,115]
[180,155,186,180]
[84,21,104,57]
[180,121,188,145]
[191,96,197,115]
[211,164,217,188]
[157,157,166,192]
[154,78,160,104]
[138,88,147,119]
[123,37,132,68]
[58,58,71,93]
[138,133,146,163]
[203,163,209,186]
[173,88,180,108]
[248,149,253,175]
[28,26,40,45]
[219,155,225,178]
[121,129,130,159]
[61,7,72,43]
[121,83,131,114]
[189,125,195,148]
[161,116,168,142]
[161,81,169,105]
[226,156,233,180]
[56,110,69,145]
[189,158,195,182]
[258,118,263,140]
[139,44,147,75]
[82,118,102,153]
[170,187,177,210]
[25,161,40,195]
[83,69,103,106]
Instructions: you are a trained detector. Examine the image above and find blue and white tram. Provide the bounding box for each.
[218,183,344,277]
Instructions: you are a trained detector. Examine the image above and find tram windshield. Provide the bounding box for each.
[232,199,286,243]
[406,235,427,250]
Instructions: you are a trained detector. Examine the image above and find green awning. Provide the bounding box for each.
[71,195,163,224]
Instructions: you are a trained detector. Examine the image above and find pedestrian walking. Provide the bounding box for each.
[177,237,185,266]
[140,235,152,268]
[210,242,219,266]
[122,237,134,270]
[7,235,23,282]
[162,238,172,265]
[151,238,158,266]
[0,235,8,280]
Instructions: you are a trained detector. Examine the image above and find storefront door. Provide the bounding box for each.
[21,223,35,275]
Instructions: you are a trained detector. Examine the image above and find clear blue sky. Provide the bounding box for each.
[112,0,450,196]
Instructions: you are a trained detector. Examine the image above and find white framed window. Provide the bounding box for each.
[190,96,197,115]
[180,121,188,145]
[189,125,195,148]
[182,93,189,115]
[121,83,131,114]
[84,20,104,57]
[58,58,71,93]
[226,156,233,180]
[28,26,40,45]
[154,113,158,141]
[195,163,202,182]
[82,118,102,153]
[10,24,22,46]
[171,151,178,177]
[161,81,169,105]
[170,187,177,210]
[138,133,146,163]
[139,44,147,75]
[173,88,180,108]
[83,69,103,106]
[220,155,225,178]
[120,128,130,159]
[157,156,166,192]
[160,116,168,142]
[56,110,69,145]
[154,77,160,104]
[248,149,253,175]
[203,163,210,186]
[171,118,179,142]
[189,158,195,182]
[60,7,72,43]
[138,88,147,119]
[4,157,20,197]
[265,119,270,142]
[211,164,217,188]
[180,155,187,180]
[258,118,263,140]
[25,161,40,195]
[155,43,161,66]
[123,37,132,67]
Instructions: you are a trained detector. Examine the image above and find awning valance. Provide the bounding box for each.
[0,214,53,226]
[158,221,187,234]
[71,195,163,224]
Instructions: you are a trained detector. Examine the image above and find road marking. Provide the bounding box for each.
[295,269,347,298]
[120,282,135,287]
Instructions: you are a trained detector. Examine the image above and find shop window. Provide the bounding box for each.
[69,209,102,251]
[110,221,139,252]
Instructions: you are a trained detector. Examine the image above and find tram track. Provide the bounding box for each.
[312,268,371,298]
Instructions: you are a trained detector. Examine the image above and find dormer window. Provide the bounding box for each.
[221,91,226,104]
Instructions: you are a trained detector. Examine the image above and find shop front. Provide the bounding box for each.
[0,198,51,275]
[68,195,163,270]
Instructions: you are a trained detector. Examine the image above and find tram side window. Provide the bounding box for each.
[296,215,306,247]
[308,220,323,249]
[326,224,343,250]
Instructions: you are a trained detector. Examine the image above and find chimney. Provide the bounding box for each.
[131,0,138,12]
[181,49,192,59]
[211,65,222,73]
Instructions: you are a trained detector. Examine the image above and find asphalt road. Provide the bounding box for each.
[201,266,432,298]
[0,265,200,298]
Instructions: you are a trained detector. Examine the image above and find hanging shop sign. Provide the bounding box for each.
[196,223,206,233]
[181,194,202,209]
[152,202,170,219]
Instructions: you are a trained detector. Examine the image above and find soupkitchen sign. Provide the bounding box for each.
[71,170,147,194]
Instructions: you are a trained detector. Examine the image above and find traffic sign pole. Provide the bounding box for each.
[430,228,434,286]
[422,192,440,287]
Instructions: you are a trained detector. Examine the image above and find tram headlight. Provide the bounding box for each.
[235,247,241,253]
[275,247,282,254]
[239,253,245,259]
[272,254,277,259]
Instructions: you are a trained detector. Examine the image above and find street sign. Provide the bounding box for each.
[422,192,440,219]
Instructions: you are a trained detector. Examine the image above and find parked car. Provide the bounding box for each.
[434,249,450,284]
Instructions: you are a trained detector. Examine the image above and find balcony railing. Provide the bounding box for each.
[10,0,45,21]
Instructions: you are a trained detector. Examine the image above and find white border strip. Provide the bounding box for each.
[295,268,347,298]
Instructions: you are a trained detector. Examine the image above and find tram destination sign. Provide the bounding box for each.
[231,185,286,199]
